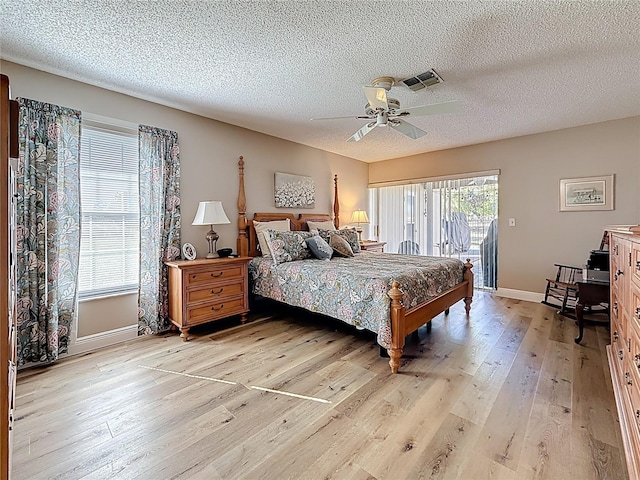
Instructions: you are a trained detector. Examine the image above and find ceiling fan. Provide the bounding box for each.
[312,76,461,142]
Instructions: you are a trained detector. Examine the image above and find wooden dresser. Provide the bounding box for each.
[607,225,640,479]
[165,257,251,341]
[360,240,386,253]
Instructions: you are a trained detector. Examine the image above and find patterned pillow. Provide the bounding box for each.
[329,233,354,257]
[319,228,361,253]
[307,220,336,234]
[305,235,333,260]
[253,219,290,257]
[265,230,314,264]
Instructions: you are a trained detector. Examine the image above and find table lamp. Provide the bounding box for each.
[192,201,231,258]
[350,210,370,242]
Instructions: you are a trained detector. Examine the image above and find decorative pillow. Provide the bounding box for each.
[305,235,333,260]
[253,219,290,257]
[307,220,336,233]
[329,233,354,257]
[319,228,361,253]
[265,230,314,264]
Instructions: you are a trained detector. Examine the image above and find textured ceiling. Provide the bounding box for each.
[1,1,639,162]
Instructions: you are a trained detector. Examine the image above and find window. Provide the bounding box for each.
[369,172,499,290]
[78,122,139,298]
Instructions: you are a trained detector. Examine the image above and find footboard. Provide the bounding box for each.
[387,259,473,373]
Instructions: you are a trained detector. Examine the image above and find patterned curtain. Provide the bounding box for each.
[15,98,81,366]
[138,125,181,335]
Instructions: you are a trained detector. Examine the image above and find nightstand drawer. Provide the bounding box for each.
[187,279,244,303]
[186,265,243,286]
[187,297,245,325]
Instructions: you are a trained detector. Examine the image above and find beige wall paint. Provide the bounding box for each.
[370,116,640,293]
[2,61,368,337]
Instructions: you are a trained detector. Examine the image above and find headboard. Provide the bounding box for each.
[236,156,340,257]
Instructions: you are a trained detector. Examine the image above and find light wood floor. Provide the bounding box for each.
[12,293,628,479]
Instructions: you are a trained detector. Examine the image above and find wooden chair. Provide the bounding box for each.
[542,264,582,313]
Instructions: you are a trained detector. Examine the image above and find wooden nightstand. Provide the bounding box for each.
[360,240,386,253]
[165,256,251,341]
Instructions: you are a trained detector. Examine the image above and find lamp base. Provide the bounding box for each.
[206,227,219,259]
[356,227,363,242]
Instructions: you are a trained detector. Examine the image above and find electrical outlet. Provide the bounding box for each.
[508,218,516,227]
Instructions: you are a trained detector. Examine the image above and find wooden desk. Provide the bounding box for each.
[574,279,610,344]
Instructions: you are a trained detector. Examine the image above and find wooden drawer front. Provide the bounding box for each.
[612,289,622,327]
[627,373,640,446]
[632,240,640,289]
[186,297,245,325]
[186,265,243,286]
[632,283,640,332]
[628,319,640,386]
[187,279,244,304]
[612,314,626,378]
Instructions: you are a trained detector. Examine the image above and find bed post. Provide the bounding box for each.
[333,174,340,228]
[388,281,405,374]
[464,258,474,315]
[237,156,249,257]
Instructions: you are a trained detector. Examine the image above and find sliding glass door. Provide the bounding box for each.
[369,173,498,290]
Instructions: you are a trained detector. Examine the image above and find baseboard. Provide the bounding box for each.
[493,288,545,303]
[68,324,138,355]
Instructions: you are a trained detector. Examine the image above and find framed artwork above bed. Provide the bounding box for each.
[274,172,315,208]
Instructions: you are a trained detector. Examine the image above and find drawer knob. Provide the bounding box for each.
[636,307,640,318]
[636,259,640,271]
[614,245,619,255]
[614,269,624,280]
[625,372,633,386]
[613,331,619,341]
[619,350,624,361]
[613,302,618,314]
[211,304,224,311]
[211,272,224,278]
[636,410,640,420]
[211,288,224,295]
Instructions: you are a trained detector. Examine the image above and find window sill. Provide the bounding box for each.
[78,290,138,302]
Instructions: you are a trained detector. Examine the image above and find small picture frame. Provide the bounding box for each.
[559,174,615,212]
[182,243,196,260]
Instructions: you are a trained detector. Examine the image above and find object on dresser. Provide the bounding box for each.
[582,249,610,282]
[192,200,231,258]
[217,248,232,258]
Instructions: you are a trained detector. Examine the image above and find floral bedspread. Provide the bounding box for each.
[248,252,465,348]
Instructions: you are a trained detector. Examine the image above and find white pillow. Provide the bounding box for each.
[307,220,336,234]
[253,219,291,257]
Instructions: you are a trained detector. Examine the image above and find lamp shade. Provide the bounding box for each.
[350,210,370,224]
[192,201,231,226]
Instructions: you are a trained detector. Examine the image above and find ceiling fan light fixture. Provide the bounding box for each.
[376,111,388,127]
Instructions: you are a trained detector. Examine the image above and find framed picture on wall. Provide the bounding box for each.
[559,174,614,211]
[274,172,315,208]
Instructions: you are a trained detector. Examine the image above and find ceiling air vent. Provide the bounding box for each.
[400,69,444,92]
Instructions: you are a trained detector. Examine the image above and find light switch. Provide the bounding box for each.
[508,218,516,227]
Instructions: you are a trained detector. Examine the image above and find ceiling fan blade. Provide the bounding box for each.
[396,100,462,117]
[389,119,427,140]
[311,115,373,121]
[363,86,388,111]
[347,122,376,142]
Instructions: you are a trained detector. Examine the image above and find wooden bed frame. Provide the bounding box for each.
[235,156,473,373]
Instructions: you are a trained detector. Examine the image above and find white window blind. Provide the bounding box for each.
[78,125,139,298]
